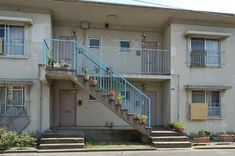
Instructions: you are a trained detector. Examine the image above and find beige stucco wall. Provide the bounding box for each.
[170,23,235,133]
[0,10,52,133]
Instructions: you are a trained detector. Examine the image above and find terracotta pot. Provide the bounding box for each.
[219,134,235,142]
[90,79,97,86]
[109,90,115,96]
[117,100,122,106]
[109,95,115,101]
[194,136,210,143]
[175,127,184,133]
[83,75,89,81]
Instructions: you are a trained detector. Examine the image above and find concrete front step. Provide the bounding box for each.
[153,141,192,148]
[39,143,85,149]
[41,137,84,144]
[151,136,188,142]
[151,130,183,136]
[42,132,84,138]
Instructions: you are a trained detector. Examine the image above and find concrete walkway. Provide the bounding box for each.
[1,149,235,156]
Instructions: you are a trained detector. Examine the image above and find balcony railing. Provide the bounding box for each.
[190,50,225,67]
[87,47,171,75]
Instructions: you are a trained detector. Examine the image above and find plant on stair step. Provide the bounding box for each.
[139,115,148,125]
[174,122,185,133]
[116,93,124,106]
[83,68,90,81]
[60,60,72,70]
[90,77,97,86]
[108,90,115,101]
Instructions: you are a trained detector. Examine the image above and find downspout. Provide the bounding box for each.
[172,74,180,122]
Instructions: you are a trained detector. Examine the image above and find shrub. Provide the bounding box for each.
[16,132,37,149]
[174,122,185,129]
[0,129,37,150]
[0,129,20,150]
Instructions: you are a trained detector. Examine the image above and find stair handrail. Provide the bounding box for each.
[43,39,151,126]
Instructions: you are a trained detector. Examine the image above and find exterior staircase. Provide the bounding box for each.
[39,130,85,150]
[150,130,192,148]
[43,39,152,136]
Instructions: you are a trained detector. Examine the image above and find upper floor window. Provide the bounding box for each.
[89,37,100,49]
[0,25,25,56]
[190,38,220,67]
[120,40,130,52]
[192,90,221,118]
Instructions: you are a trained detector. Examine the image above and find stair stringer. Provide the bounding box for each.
[68,72,151,136]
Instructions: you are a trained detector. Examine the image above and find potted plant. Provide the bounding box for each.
[174,122,185,133]
[116,93,124,106]
[219,133,235,142]
[47,56,55,69]
[90,77,97,86]
[60,60,72,70]
[109,89,115,101]
[139,115,148,125]
[167,123,175,131]
[83,68,89,81]
[194,129,210,143]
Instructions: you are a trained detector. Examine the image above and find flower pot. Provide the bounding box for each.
[219,134,235,142]
[117,100,122,106]
[194,137,210,143]
[140,119,147,125]
[83,75,89,81]
[91,79,97,86]
[109,95,115,101]
[175,128,184,133]
[46,65,53,70]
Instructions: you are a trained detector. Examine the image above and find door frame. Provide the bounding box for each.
[144,91,158,127]
[58,89,77,127]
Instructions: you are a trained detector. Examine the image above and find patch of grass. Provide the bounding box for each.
[85,139,153,149]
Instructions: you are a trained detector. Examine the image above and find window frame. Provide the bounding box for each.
[120,40,131,52]
[0,24,25,56]
[88,37,101,49]
[189,37,222,67]
[191,90,221,118]
[0,85,27,116]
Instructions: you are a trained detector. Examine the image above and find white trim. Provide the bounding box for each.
[0,16,33,25]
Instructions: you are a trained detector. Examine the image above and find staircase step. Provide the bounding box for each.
[121,109,128,118]
[114,105,122,113]
[127,113,135,121]
[41,137,84,144]
[42,132,84,138]
[151,130,183,136]
[151,136,188,142]
[39,143,84,149]
[153,141,192,148]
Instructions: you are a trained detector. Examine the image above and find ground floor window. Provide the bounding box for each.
[192,90,221,117]
[0,86,26,115]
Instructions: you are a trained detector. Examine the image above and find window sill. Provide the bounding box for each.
[189,64,222,68]
[0,55,29,59]
[207,117,223,120]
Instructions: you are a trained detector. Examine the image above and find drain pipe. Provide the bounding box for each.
[172,74,180,122]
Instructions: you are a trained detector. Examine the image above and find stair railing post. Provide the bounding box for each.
[73,41,77,71]
[148,97,151,127]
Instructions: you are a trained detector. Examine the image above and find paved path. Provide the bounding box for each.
[2,149,235,156]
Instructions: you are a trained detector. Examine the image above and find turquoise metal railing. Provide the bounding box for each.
[43,39,151,126]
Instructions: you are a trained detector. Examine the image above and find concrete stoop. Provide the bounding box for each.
[39,130,85,150]
[151,130,192,148]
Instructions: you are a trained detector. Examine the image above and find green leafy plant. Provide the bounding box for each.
[139,115,148,124]
[47,56,55,67]
[198,129,207,137]
[174,122,185,129]
[116,93,125,105]
[0,129,37,150]
[16,132,37,149]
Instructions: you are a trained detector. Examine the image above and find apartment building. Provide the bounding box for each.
[0,0,234,145]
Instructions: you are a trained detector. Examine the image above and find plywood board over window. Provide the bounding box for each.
[190,103,208,120]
